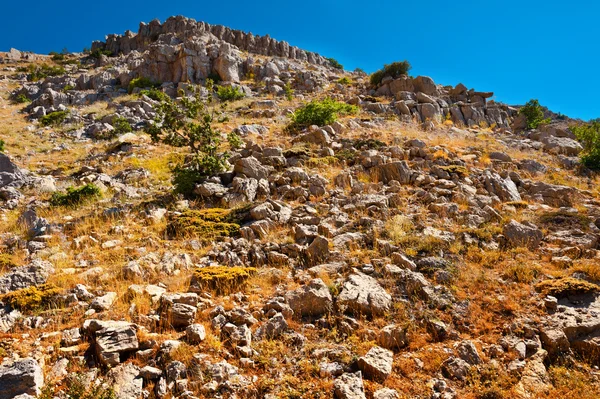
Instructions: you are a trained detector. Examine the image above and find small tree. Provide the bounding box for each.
[519,99,551,129]
[370,60,412,86]
[145,88,242,195]
[571,119,600,170]
[327,58,343,70]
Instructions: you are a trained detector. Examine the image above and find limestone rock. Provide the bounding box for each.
[0,358,44,399]
[285,278,333,318]
[334,372,366,399]
[337,273,391,317]
[357,346,393,382]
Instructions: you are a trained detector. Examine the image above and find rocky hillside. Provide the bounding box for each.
[0,15,599,399]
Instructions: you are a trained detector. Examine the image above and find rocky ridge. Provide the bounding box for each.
[0,15,599,399]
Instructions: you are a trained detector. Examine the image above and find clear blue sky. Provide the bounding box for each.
[2,1,598,120]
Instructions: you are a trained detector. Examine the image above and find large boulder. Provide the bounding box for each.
[483,171,521,202]
[337,273,391,317]
[0,358,44,399]
[285,278,333,318]
[234,156,271,180]
[503,220,543,250]
[527,182,577,207]
[85,320,139,366]
[375,161,412,184]
[213,43,241,82]
[0,259,53,294]
[0,154,27,188]
[334,372,366,399]
[357,346,393,382]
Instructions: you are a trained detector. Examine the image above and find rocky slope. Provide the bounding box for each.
[0,15,599,399]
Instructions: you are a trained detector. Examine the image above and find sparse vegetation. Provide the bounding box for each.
[0,139,4,152]
[140,88,170,102]
[370,60,412,86]
[50,183,101,207]
[19,63,66,81]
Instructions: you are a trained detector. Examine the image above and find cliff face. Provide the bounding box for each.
[92,15,329,66]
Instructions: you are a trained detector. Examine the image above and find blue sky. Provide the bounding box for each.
[2,1,598,120]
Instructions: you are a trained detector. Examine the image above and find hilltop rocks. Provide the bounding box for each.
[0,358,44,399]
[337,273,391,317]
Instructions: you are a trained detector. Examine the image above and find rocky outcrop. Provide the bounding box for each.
[92,16,329,66]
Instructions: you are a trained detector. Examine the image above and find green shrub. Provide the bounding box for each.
[13,94,31,104]
[571,119,600,170]
[0,140,4,152]
[288,98,358,131]
[217,85,245,102]
[519,99,551,129]
[40,110,69,127]
[140,88,170,102]
[50,183,101,207]
[62,84,75,92]
[327,58,343,70]
[128,77,159,93]
[112,116,133,135]
[337,77,352,85]
[89,48,113,59]
[190,266,256,294]
[370,60,412,86]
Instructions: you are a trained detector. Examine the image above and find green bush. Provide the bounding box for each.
[89,48,113,59]
[50,184,101,207]
[370,60,412,86]
[337,77,352,85]
[0,140,4,152]
[40,110,68,127]
[327,58,344,70]
[63,84,75,92]
[112,116,133,135]
[572,119,600,170]
[128,77,159,93]
[140,88,170,102]
[13,94,31,104]
[519,99,551,129]
[217,85,245,102]
[288,98,358,130]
